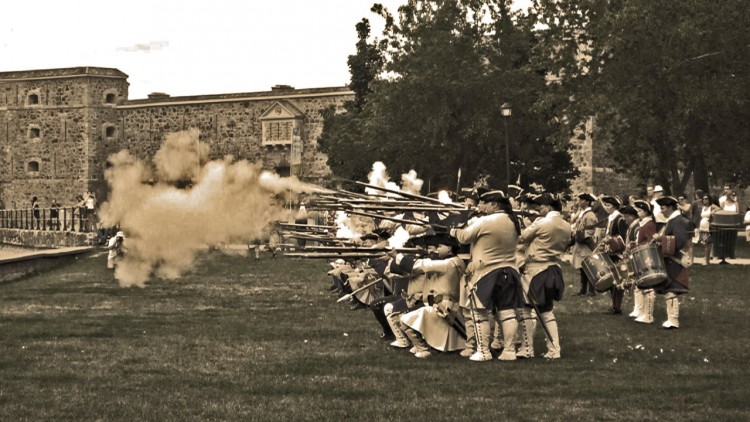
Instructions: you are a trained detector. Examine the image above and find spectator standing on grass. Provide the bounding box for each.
[744,206,750,243]
[698,194,720,265]
[718,184,732,208]
[722,192,739,214]
[690,190,705,244]
[651,185,666,225]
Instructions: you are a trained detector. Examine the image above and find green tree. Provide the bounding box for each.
[533,0,750,193]
[317,19,385,184]
[319,0,578,193]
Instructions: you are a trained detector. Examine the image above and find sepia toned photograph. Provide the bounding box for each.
[1,0,748,420]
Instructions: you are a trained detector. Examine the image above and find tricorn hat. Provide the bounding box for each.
[632,200,652,214]
[480,190,509,203]
[506,184,524,198]
[577,193,596,203]
[619,205,638,217]
[655,196,679,207]
[600,195,622,208]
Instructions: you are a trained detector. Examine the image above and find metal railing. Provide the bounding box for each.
[0,207,97,232]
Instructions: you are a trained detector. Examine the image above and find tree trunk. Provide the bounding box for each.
[692,154,710,193]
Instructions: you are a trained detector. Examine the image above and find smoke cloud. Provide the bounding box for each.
[99,129,315,287]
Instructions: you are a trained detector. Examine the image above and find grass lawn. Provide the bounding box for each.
[1,242,749,421]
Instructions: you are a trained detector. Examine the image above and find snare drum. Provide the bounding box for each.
[631,244,667,288]
[616,257,635,288]
[583,252,622,292]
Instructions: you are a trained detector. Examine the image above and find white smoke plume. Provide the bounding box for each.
[364,162,424,197]
[437,190,453,204]
[365,161,400,196]
[400,170,424,195]
[387,226,412,249]
[99,129,316,287]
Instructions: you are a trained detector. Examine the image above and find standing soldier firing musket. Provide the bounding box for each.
[516,193,571,359]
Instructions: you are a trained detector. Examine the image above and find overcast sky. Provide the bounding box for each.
[2,0,529,99]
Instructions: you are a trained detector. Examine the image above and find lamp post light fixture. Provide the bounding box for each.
[501,102,512,189]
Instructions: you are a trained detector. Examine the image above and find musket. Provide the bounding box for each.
[467,285,482,353]
[354,181,466,209]
[278,223,333,233]
[336,277,384,303]
[522,279,555,348]
[344,205,463,213]
[299,246,427,254]
[284,252,386,259]
[345,210,447,231]
[282,233,359,246]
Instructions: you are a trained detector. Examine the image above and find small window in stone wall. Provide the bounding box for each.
[105,126,116,138]
[105,93,117,104]
[29,127,41,139]
[28,93,39,105]
[27,161,40,173]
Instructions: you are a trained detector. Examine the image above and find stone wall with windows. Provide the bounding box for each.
[0,67,352,210]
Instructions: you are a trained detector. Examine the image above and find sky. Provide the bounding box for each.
[2,0,529,100]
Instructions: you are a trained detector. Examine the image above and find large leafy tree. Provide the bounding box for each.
[533,0,750,193]
[319,0,578,193]
[317,19,384,184]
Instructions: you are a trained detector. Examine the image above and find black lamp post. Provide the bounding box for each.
[501,102,512,189]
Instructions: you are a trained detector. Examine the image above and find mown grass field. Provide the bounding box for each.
[1,243,749,421]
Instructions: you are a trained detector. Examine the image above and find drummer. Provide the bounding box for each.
[631,200,659,323]
[652,196,690,329]
[600,195,629,315]
[618,205,641,317]
[571,193,599,296]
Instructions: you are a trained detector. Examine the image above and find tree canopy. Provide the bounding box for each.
[533,0,750,193]
[319,0,749,195]
[318,0,578,193]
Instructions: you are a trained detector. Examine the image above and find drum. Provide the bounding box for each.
[605,236,626,254]
[616,257,636,288]
[711,211,742,260]
[582,252,622,292]
[631,244,667,288]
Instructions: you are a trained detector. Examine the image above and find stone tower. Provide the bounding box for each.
[0,67,129,208]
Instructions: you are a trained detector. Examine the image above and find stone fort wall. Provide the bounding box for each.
[0,67,351,210]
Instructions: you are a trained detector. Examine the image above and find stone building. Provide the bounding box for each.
[0,66,352,209]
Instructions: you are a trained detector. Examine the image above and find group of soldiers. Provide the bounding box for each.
[318,185,690,361]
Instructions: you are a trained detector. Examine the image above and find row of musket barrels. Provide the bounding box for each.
[278,181,475,258]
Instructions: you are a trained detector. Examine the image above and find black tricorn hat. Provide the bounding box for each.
[619,205,638,217]
[507,184,524,198]
[577,193,596,202]
[632,200,652,214]
[655,196,679,207]
[410,232,459,249]
[480,190,509,203]
[600,195,622,208]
